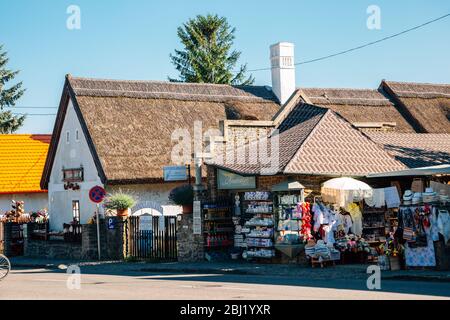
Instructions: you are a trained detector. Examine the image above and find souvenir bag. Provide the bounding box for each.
[402,208,414,241]
[412,211,428,247]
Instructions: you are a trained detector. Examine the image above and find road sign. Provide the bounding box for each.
[107,218,115,230]
[89,186,106,203]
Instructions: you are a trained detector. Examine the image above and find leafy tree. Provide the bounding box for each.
[0,44,25,134]
[170,14,254,85]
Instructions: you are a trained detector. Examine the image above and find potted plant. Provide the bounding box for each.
[169,184,194,214]
[104,192,136,217]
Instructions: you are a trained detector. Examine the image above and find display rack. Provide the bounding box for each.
[203,201,234,258]
[275,193,303,245]
[362,206,388,244]
[241,191,275,259]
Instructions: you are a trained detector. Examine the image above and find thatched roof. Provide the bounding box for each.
[299,88,415,132]
[366,132,450,168]
[211,103,407,177]
[381,81,450,133]
[41,76,280,187]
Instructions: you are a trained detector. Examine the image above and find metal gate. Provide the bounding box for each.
[125,215,177,261]
[0,222,4,254]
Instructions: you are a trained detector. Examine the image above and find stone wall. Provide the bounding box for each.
[23,217,126,260]
[24,239,82,260]
[177,214,204,262]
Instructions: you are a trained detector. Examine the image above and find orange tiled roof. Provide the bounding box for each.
[0,134,51,194]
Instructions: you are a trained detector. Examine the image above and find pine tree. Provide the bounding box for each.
[170,14,254,85]
[0,44,25,134]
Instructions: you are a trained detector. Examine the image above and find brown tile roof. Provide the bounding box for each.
[213,104,406,176]
[366,132,450,168]
[299,88,416,132]
[381,81,450,133]
[41,76,280,187]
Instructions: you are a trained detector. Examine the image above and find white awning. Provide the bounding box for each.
[367,164,450,178]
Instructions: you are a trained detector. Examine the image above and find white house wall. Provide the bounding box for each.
[0,193,48,214]
[48,100,103,230]
[107,183,183,216]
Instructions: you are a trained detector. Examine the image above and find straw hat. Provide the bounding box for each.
[403,190,413,201]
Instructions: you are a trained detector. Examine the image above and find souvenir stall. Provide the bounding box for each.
[392,187,450,269]
[303,177,373,267]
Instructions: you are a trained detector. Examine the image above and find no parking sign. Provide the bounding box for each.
[89,186,106,203]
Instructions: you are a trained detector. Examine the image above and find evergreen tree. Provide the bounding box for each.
[0,44,25,134]
[170,14,254,85]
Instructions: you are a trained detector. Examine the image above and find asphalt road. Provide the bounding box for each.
[0,267,449,300]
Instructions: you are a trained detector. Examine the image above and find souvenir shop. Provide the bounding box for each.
[203,169,450,269]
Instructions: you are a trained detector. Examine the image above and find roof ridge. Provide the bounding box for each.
[68,75,269,89]
[301,87,379,92]
[384,80,450,87]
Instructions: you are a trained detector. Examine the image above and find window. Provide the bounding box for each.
[75,129,80,142]
[66,131,70,144]
[72,200,80,222]
[63,167,84,182]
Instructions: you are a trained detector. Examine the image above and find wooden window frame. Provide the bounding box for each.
[63,167,84,182]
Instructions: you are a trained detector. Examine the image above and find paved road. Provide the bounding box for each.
[1,267,449,300]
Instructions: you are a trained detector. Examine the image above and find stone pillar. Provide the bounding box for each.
[176,157,208,262]
[2,223,13,257]
[82,222,107,260]
[104,217,126,260]
[177,214,204,262]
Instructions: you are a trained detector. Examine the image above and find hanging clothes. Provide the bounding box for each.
[384,186,401,208]
[437,210,450,244]
[345,203,363,236]
[339,213,353,234]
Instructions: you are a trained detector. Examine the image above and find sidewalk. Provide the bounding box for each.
[9,256,450,282]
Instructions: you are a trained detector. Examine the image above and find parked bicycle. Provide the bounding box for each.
[0,254,11,280]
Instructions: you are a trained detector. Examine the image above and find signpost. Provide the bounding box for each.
[89,186,106,260]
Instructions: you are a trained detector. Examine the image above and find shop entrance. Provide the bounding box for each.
[124,202,177,261]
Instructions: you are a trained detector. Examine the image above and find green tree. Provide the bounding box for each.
[0,44,25,134]
[170,14,254,85]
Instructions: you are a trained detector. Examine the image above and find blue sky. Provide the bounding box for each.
[1,0,449,133]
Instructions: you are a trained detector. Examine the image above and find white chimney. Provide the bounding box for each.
[270,42,296,105]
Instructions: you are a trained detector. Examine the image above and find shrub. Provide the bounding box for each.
[104,192,136,210]
[169,184,193,206]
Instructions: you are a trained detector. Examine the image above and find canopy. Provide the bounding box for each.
[321,177,372,207]
[367,164,450,178]
[322,177,371,191]
[271,180,305,192]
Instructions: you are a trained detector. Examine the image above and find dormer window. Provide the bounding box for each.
[63,167,84,182]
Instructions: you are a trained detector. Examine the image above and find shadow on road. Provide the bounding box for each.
[18,264,449,299]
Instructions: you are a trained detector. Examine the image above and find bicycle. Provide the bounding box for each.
[0,254,11,280]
